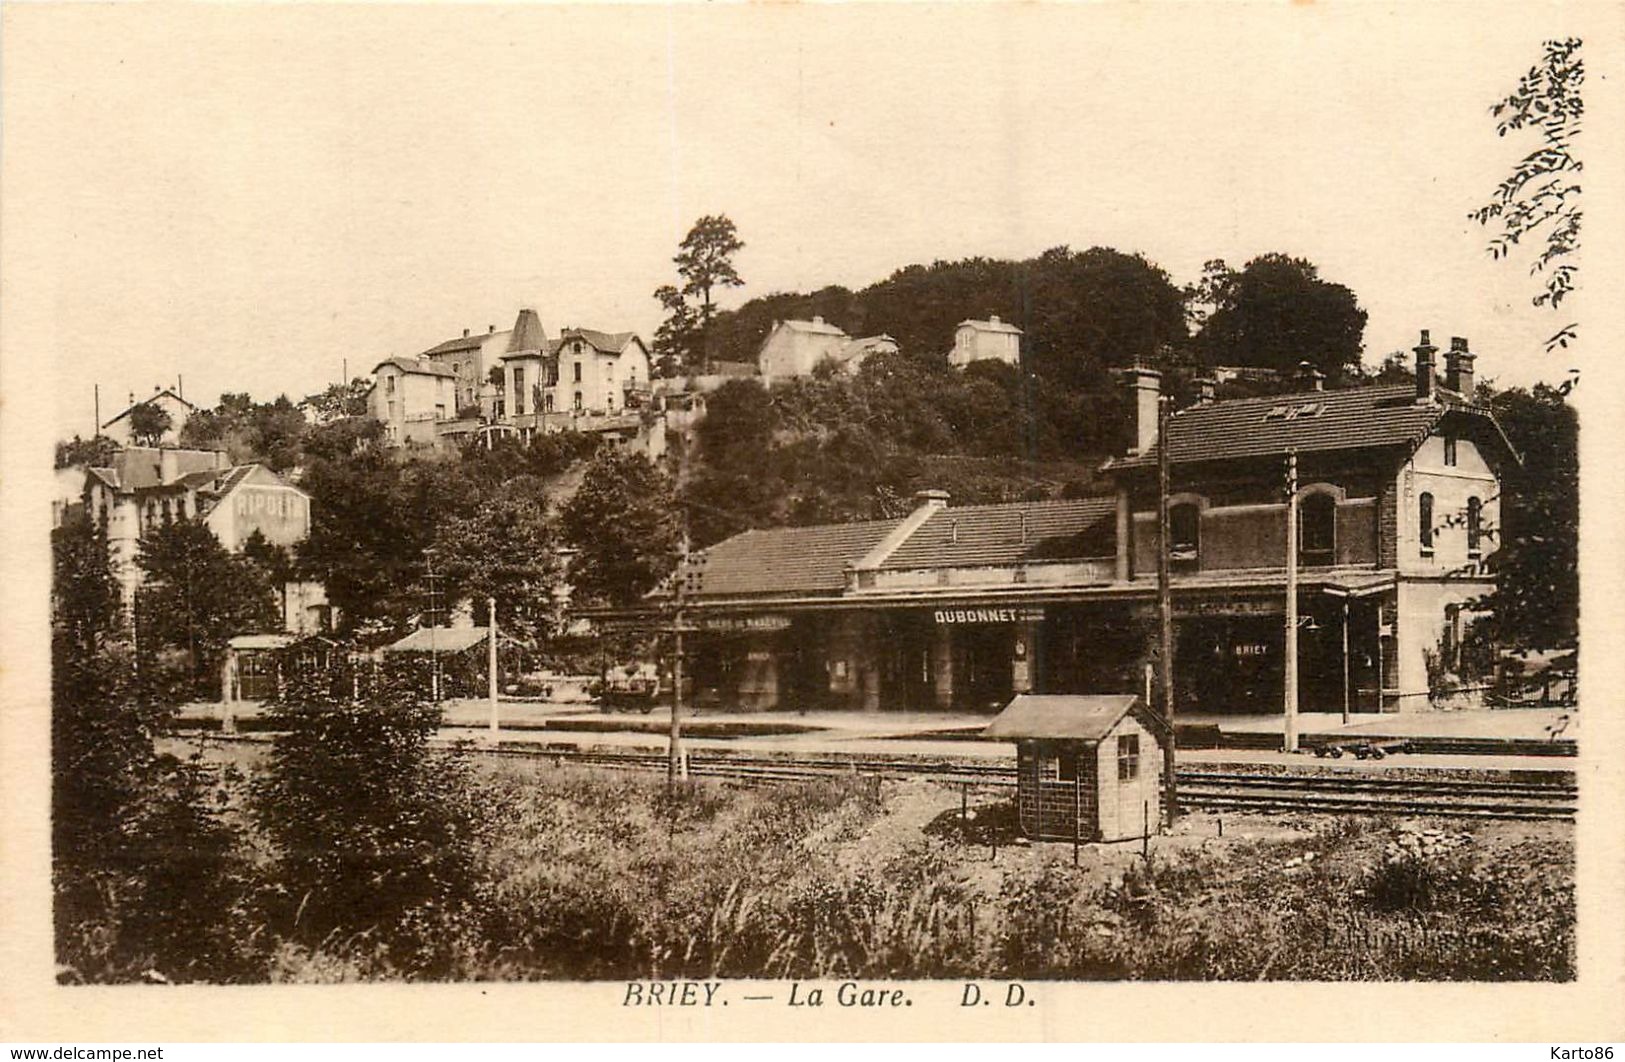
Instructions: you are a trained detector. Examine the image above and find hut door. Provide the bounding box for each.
[1114,733,1145,839]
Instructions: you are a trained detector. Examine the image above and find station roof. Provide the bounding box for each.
[687,519,903,597]
[882,497,1115,570]
[1106,385,1516,471]
[984,694,1155,742]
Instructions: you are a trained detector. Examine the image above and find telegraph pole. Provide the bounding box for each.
[488,596,499,733]
[1155,395,1178,821]
[669,530,688,791]
[425,551,442,706]
[1284,449,1300,752]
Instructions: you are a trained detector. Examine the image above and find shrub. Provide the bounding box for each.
[251,660,494,977]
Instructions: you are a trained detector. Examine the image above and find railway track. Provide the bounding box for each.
[481,744,1577,822]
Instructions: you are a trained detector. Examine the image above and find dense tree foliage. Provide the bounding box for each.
[1474,384,1578,653]
[253,662,492,975]
[302,377,373,424]
[431,478,562,642]
[135,519,279,700]
[55,434,120,469]
[127,402,173,447]
[559,449,681,605]
[52,520,250,983]
[1471,38,1583,352]
[1188,254,1368,377]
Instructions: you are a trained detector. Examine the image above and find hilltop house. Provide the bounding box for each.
[368,356,458,446]
[949,316,1022,368]
[100,388,195,447]
[757,317,898,384]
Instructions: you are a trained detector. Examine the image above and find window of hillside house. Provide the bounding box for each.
[1467,497,1482,556]
[607,391,616,411]
[1169,503,1199,564]
[1056,747,1079,781]
[513,368,526,415]
[544,393,555,413]
[574,362,583,383]
[386,375,396,394]
[1117,734,1140,781]
[1444,434,1458,467]
[435,404,446,420]
[573,391,583,412]
[1419,492,1435,553]
[1300,493,1336,566]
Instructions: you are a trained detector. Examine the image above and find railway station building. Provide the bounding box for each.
[626,331,1516,718]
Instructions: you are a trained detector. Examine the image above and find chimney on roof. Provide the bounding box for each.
[1297,360,1325,392]
[989,315,1001,326]
[812,315,825,326]
[1445,336,1475,398]
[915,489,951,510]
[1196,377,1217,404]
[463,328,470,338]
[1413,329,1438,403]
[488,324,495,334]
[1121,366,1162,455]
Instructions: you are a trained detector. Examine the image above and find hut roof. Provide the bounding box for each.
[983,694,1152,742]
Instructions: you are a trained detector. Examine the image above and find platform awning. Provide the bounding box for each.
[381,627,490,654]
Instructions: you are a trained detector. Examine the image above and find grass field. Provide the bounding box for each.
[231,745,1572,982]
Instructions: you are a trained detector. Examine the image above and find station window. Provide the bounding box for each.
[1300,493,1336,567]
[1169,502,1199,565]
[1116,734,1140,781]
[1467,496,1482,557]
[1419,492,1435,554]
[1056,748,1079,782]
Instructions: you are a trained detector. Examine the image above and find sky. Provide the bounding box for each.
[0,3,1602,438]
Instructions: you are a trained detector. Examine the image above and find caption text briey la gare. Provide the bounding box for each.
[622,981,1034,1009]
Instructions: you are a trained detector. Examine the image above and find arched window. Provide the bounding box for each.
[1419,492,1435,553]
[1169,502,1200,565]
[1300,493,1336,566]
[1467,496,1482,557]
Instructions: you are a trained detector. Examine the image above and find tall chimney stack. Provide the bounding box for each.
[1445,336,1475,398]
[1297,360,1325,392]
[1122,366,1163,455]
[1196,377,1217,404]
[1413,329,1437,403]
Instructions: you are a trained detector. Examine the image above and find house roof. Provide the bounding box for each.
[101,389,195,429]
[958,317,1023,335]
[382,626,491,653]
[881,497,1116,570]
[373,355,457,378]
[561,327,638,355]
[421,332,499,357]
[1106,385,1513,470]
[228,633,297,651]
[836,335,897,360]
[508,309,547,353]
[778,318,848,338]
[983,694,1151,742]
[687,519,905,598]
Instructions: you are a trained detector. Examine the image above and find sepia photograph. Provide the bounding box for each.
[3,0,1623,1045]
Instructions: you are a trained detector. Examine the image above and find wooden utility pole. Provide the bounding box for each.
[1284,449,1300,752]
[1341,597,1352,726]
[669,530,688,791]
[488,597,500,733]
[1155,395,1178,821]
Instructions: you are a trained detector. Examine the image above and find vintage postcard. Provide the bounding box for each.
[3,0,1624,1045]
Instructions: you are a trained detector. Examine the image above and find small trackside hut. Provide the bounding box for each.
[985,694,1168,843]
